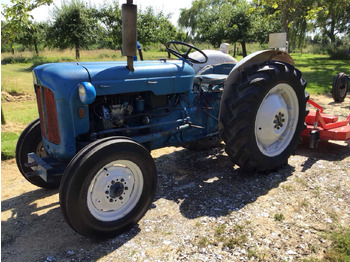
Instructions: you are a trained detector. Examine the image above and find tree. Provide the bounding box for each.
[219,1,256,56]
[17,21,47,55]
[316,0,350,44]
[137,7,183,47]
[193,2,223,46]
[178,0,235,37]
[1,21,13,53]
[251,1,283,44]
[94,1,123,50]
[47,0,98,60]
[180,0,270,57]
[1,0,53,54]
[255,0,317,50]
[179,0,278,57]
[95,4,183,50]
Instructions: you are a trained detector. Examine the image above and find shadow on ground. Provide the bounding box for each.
[153,145,294,219]
[297,139,350,172]
[1,185,138,261]
[1,144,296,261]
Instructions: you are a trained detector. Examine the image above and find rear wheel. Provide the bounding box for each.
[332,72,348,102]
[220,61,308,172]
[59,137,157,238]
[15,118,60,188]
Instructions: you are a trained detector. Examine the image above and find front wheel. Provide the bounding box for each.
[220,61,308,172]
[15,118,60,188]
[59,137,157,238]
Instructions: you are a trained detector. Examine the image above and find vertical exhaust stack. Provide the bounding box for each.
[122,0,137,72]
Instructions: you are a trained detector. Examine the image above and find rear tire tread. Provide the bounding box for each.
[220,61,307,172]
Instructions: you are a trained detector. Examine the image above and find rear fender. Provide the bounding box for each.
[219,50,294,130]
[226,50,294,88]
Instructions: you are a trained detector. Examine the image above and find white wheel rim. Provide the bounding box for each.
[87,160,144,222]
[36,141,47,157]
[255,83,299,157]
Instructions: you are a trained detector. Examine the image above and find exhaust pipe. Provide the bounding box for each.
[122,0,137,71]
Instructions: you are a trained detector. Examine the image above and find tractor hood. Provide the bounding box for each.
[81,60,195,95]
[33,60,195,98]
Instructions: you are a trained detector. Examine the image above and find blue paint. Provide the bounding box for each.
[32,58,227,163]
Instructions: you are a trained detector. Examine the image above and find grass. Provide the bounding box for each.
[1,48,167,64]
[1,64,34,94]
[1,132,20,160]
[215,224,227,237]
[223,234,248,249]
[305,228,350,262]
[1,101,38,160]
[324,228,350,261]
[198,236,209,248]
[291,53,350,94]
[295,177,308,187]
[274,213,285,221]
[2,101,38,124]
[313,186,321,197]
[281,184,294,192]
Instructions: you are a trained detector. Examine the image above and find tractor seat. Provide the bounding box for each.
[193,74,228,85]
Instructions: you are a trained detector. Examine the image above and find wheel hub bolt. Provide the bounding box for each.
[109,181,124,199]
[274,112,285,129]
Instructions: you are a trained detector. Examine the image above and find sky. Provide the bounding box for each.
[2,0,193,27]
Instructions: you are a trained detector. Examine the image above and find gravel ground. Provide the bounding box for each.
[1,94,350,262]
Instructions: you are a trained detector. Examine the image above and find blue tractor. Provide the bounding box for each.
[16,2,308,238]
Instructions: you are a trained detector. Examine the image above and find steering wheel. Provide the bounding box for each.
[166,41,208,64]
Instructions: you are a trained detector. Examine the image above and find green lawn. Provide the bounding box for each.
[325,228,350,261]
[2,101,38,124]
[1,131,20,160]
[1,63,34,94]
[1,101,38,160]
[291,53,350,94]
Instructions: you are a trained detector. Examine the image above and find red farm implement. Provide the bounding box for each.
[302,99,350,149]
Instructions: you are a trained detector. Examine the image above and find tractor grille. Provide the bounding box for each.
[35,85,60,144]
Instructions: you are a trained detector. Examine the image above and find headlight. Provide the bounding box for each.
[78,82,96,104]
[79,84,86,102]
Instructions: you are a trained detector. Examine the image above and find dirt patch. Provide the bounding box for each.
[1,91,35,103]
[1,122,28,133]
[310,93,350,119]
[1,94,349,262]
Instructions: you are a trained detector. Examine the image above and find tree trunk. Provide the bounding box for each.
[282,10,290,53]
[329,19,336,44]
[1,106,6,125]
[233,43,236,57]
[34,39,39,56]
[75,45,80,60]
[241,41,247,57]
